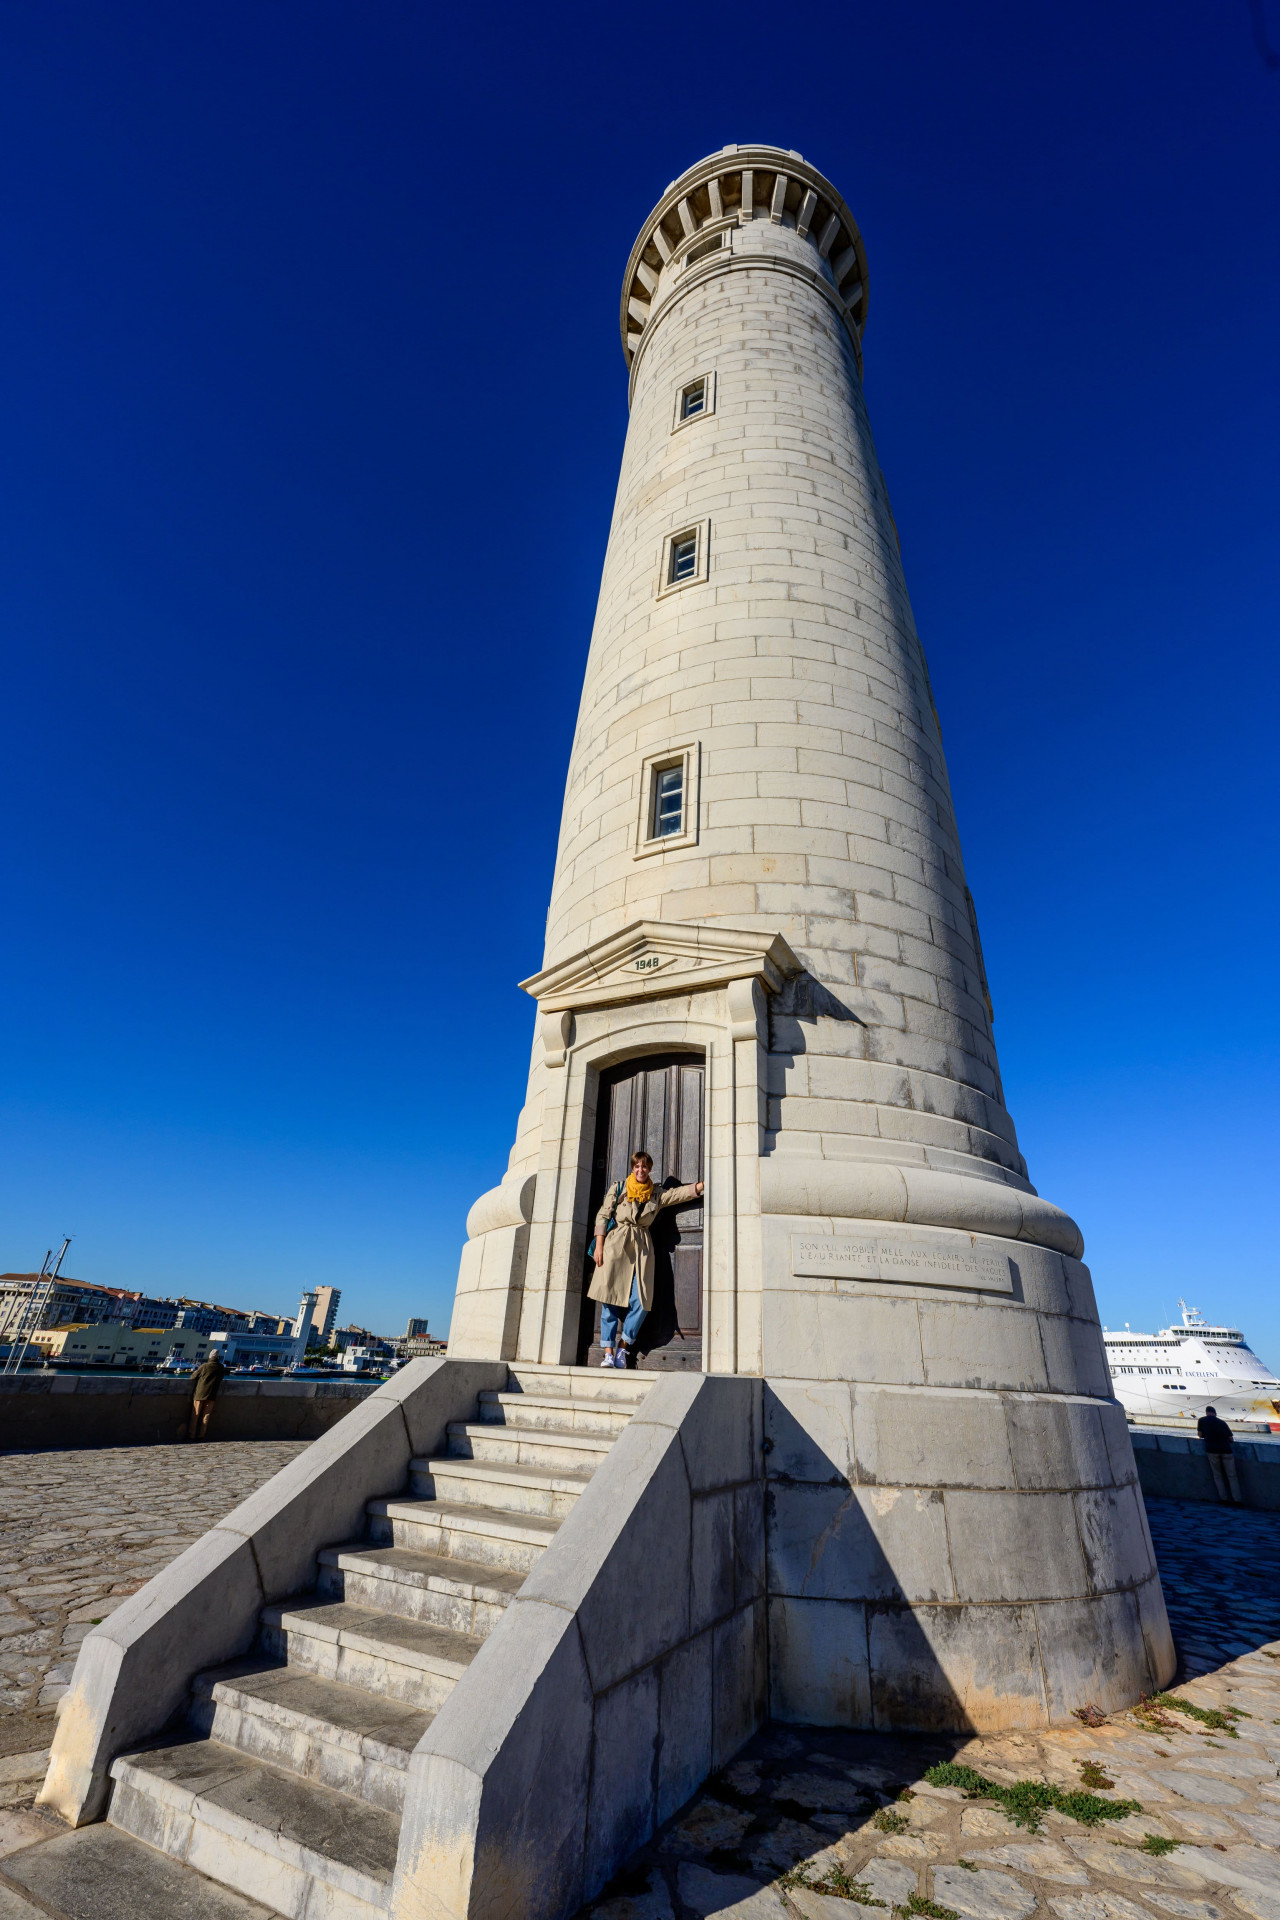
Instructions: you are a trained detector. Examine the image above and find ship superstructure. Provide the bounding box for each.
[1103,1301,1280,1423]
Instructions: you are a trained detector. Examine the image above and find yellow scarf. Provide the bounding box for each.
[625,1173,654,1204]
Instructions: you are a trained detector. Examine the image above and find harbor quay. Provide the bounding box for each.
[0,1441,1277,1919]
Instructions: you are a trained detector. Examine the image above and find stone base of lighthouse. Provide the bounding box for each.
[447,941,1175,1731]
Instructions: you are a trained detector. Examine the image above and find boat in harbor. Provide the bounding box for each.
[1103,1301,1280,1425]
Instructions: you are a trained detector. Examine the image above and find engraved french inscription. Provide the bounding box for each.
[790,1227,1014,1293]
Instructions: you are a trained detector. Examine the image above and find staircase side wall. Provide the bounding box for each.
[39,1357,507,1827]
[391,1373,765,1920]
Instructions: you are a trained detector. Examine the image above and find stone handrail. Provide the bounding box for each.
[391,1372,765,1920]
[39,1356,507,1827]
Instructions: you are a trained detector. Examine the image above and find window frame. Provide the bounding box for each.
[657,519,711,597]
[672,369,717,432]
[635,742,701,859]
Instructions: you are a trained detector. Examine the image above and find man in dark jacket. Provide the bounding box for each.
[1197,1405,1241,1503]
[187,1353,227,1442]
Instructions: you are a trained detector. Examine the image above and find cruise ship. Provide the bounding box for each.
[1103,1302,1280,1424]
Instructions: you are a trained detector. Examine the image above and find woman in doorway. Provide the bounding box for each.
[590,1150,704,1369]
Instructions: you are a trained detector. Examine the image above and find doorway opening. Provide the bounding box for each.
[577,1051,705,1371]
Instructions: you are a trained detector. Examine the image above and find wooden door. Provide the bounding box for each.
[578,1053,705,1370]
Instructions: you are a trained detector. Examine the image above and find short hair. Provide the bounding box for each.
[1204,1405,1216,1415]
[631,1150,653,1167]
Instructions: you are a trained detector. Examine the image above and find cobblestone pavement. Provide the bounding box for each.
[579,1498,1280,1920]
[0,1441,309,1721]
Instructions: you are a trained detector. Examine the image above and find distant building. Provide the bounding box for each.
[328,1324,392,1357]
[405,1317,430,1339]
[208,1326,304,1368]
[0,1274,151,1336]
[31,1323,215,1368]
[0,1275,277,1340]
[312,1287,342,1346]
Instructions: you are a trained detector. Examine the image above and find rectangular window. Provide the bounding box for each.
[658,521,710,597]
[672,369,716,430]
[681,379,706,420]
[636,742,700,857]
[653,763,683,837]
[669,536,697,585]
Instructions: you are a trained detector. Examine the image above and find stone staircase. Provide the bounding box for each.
[104,1363,653,1920]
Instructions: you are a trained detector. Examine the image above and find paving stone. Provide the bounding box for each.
[878,1831,946,1858]
[961,1807,1022,1837]
[1164,1772,1248,1806]
[0,1885,46,1919]
[742,1819,837,1877]
[788,1892,886,1920]
[769,1772,870,1812]
[0,1442,308,1714]
[1233,1895,1280,1920]
[1,1820,279,1917]
[932,1864,1036,1919]
[1051,1896,1157,1920]
[857,1857,920,1906]
[664,1798,754,1856]
[676,1864,787,1917]
[981,1841,1091,1883]
[1141,1899,1226,1919]
[592,1868,676,1919]
[1166,1809,1241,1840]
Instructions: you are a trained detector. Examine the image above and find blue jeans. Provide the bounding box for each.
[600,1274,647,1350]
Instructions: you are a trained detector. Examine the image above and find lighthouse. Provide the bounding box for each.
[447,145,1173,1726]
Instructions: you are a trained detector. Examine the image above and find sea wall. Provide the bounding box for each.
[0,1372,380,1450]
[1130,1429,1280,1510]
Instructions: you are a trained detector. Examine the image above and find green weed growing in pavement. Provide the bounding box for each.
[1078,1762,1115,1790]
[957,1859,979,1871]
[922,1763,1140,1834]
[1138,1835,1181,1856]
[874,1809,910,1834]
[778,1863,886,1903]
[901,1896,960,1920]
[1133,1698,1182,1733]
[1151,1693,1244,1737]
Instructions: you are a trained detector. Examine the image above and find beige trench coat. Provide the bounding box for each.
[588,1182,701,1311]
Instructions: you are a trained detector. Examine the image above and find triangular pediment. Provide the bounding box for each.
[520,919,802,1012]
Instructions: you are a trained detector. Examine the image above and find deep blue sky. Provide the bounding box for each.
[2,3,1277,1358]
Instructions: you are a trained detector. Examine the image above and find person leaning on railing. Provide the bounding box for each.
[186,1352,227,1442]
[1197,1404,1242,1504]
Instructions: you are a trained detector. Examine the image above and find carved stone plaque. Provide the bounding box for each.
[790,1225,1014,1293]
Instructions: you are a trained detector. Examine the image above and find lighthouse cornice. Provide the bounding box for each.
[619,143,868,372]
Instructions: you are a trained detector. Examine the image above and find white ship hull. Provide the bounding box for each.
[1103,1302,1280,1425]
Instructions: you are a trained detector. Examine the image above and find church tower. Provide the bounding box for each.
[447,145,1172,1725]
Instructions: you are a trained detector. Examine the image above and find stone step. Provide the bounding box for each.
[505,1361,653,1405]
[110,1736,396,1920]
[190,1659,431,1815]
[410,1455,595,1520]
[260,1595,482,1710]
[477,1389,635,1436]
[366,1495,560,1574]
[443,1419,614,1473]
[4,1821,286,1920]
[317,1541,523,1635]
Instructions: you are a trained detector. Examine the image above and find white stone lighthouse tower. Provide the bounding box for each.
[448,145,1173,1726]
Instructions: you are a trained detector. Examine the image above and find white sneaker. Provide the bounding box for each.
[616,1345,632,1370]
[600,1348,615,1368]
